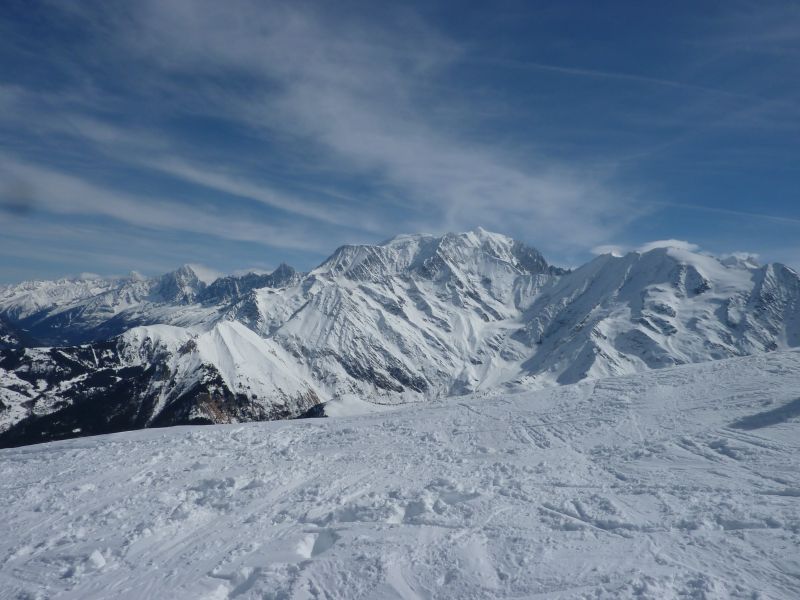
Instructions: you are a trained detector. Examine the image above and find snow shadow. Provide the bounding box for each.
[730,397,800,430]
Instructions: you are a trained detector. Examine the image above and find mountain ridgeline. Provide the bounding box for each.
[1,228,799,447]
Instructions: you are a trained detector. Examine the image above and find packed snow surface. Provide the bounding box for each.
[2,350,800,599]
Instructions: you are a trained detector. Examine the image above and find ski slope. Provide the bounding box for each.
[2,350,800,599]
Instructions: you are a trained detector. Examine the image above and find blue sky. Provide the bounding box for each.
[0,0,798,282]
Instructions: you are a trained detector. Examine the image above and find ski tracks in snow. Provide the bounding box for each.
[2,350,800,598]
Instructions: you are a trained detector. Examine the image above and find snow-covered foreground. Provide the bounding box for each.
[2,352,800,599]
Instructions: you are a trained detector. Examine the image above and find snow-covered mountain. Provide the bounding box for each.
[0,322,320,448]
[517,246,800,383]
[2,228,799,447]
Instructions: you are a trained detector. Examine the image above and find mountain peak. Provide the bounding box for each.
[154,265,207,304]
[317,229,554,281]
[127,270,147,282]
[270,262,296,281]
[200,263,300,304]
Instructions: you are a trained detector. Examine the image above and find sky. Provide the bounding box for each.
[0,0,798,283]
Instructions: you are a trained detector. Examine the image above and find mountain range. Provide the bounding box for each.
[1,228,799,447]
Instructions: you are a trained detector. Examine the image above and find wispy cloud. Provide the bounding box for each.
[0,157,329,252]
[590,244,626,257]
[142,1,637,247]
[653,201,800,226]
[591,240,701,256]
[637,239,700,253]
[143,158,383,232]
[1,0,797,280]
[472,57,758,101]
[3,1,636,256]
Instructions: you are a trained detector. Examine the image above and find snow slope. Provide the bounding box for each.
[0,322,319,447]
[2,350,799,599]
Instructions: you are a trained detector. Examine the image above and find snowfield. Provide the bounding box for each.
[2,350,800,599]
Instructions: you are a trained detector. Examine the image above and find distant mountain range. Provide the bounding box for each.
[2,228,799,447]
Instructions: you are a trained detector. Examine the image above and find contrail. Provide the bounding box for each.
[653,200,800,225]
[471,57,757,101]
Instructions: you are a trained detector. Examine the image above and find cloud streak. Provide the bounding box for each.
[0,157,330,252]
[471,57,758,101]
[1,0,797,280]
[11,1,634,251]
[140,0,637,247]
